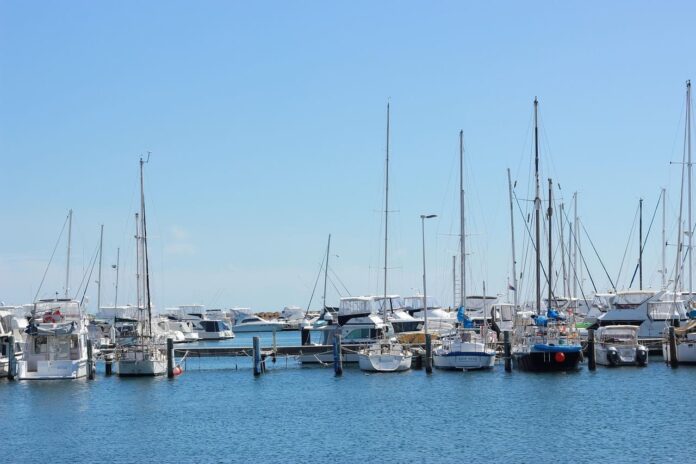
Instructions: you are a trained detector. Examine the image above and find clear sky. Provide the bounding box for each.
[1,1,695,312]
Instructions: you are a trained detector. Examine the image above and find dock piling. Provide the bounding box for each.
[87,339,95,380]
[503,331,512,372]
[333,334,343,376]
[253,336,262,376]
[105,356,113,376]
[587,328,596,371]
[7,335,15,381]
[668,326,678,368]
[272,330,277,364]
[301,328,311,346]
[167,338,175,378]
[424,333,432,374]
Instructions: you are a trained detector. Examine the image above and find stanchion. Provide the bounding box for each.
[333,334,343,376]
[587,329,596,371]
[504,331,512,372]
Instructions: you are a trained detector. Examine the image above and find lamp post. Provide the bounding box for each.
[421,214,437,373]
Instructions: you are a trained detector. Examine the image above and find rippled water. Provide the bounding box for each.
[1,332,693,463]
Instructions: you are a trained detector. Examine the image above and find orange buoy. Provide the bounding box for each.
[173,366,183,376]
[554,352,566,363]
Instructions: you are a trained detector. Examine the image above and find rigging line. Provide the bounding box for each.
[628,191,663,288]
[328,276,342,300]
[616,202,640,288]
[79,243,100,307]
[328,266,351,296]
[73,241,99,301]
[33,213,70,302]
[560,206,600,294]
[580,220,612,292]
[512,189,555,302]
[304,253,326,316]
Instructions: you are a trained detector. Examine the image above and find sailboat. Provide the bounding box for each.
[17,210,91,380]
[511,98,583,372]
[663,80,696,365]
[358,103,412,372]
[433,131,496,370]
[116,157,167,376]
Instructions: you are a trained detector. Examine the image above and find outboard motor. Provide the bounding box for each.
[607,349,620,367]
[636,348,648,366]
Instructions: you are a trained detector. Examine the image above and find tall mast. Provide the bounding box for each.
[573,192,579,299]
[65,209,73,299]
[135,212,141,309]
[639,198,643,290]
[140,156,153,337]
[534,98,541,315]
[322,234,331,310]
[460,130,466,308]
[547,178,553,310]
[688,80,692,294]
[114,247,120,309]
[452,255,456,309]
[97,224,104,311]
[560,202,567,297]
[383,103,389,316]
[662,188,667,289]
[507,168,518,309]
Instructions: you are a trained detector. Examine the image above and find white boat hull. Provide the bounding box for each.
[433,351,496,370]
[662,340,696,364]
[358,353,411,372]
[232,324,285,333]
[195,330,235,340]
[17,359,88,380]
[596,346,648,366]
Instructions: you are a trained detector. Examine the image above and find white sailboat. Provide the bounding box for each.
[117,157,167,377]
[17,210,91,380]
[433,130,496,370]
[358,103,412,372]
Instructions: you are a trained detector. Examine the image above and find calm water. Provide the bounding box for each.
[2,331,693,464]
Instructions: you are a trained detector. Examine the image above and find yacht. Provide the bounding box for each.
[372,295,422,334]
[595,325,648,366]
[662,320,696,364]
[403,296,456,334]
[596,290,689,338]
[299,296,394,364]
[358,339,412,372]
[18,298,90,380]
[232,314,286,333]
[433,326,496,370]
[0,308,24,377]
[168,305,234,340]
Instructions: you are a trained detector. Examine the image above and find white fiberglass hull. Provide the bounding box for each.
[662,341,696,364]
[358,353,411,372]
[196,330,235,340]
[232,323,285,333]
[117,350,167,376]
[595,346,648,366]
[17,359,88,380]
[433,351,496,370]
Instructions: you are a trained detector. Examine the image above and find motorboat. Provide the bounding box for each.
[372,295,423,333]
[232,314,286,333]
[167,306,234,340]
[17,298,90,380]
[358,339,412,372]
[403,296,456,334]
[596,290,689,338]
[299,297,394,364]
[595,325,647,366]
[0,308,24,377]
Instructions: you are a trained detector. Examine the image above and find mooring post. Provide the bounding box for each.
[669,326,679,368]
[504,331,512,372]
[587,328,596,371]
[105,355,113,376]
[425,333,432,374]
[7,335,15,381]
[167,338,174,378]
[87,339,95,380]
[333,334,343,376]
[301,328,311,346]
[272,329,277,364]
[253,336,262,376]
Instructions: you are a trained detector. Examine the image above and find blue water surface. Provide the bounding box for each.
[1,331,693,464]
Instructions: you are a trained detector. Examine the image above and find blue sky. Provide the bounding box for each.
[1,1,695,311]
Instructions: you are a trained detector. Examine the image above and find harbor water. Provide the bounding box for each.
[1,332,693,463]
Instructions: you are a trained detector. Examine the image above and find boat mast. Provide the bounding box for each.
[573,192,579,299]
[688,80,692,295]
[547,178,553,310]
[452,255,456,309]
[383,103,390,322]
[322,234,331,310]
[507,168,518,309]
[662,188,667,289]
[140,156,153,337]
[534,98,541,315]
[114,247,120,309]
[560,202,567,297]
[65,209,73,299]
[460,130,466,309]
[639,198,643,290]
[135,212,141,310]
[97,224,104,312]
